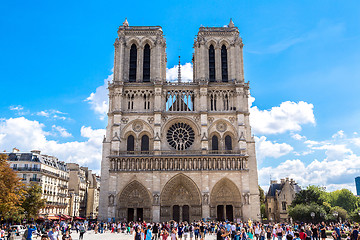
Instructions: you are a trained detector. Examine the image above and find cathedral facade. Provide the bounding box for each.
[99,19,260,222]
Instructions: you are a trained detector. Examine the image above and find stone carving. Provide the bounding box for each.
[203,193,209,205]
[216,122,227,132]
[194,115,200,122]
[243,193,250,205]
[153,194,160,205]
[208,117,214,124]
[132,122,143,132]
[121,117,129,124]
[229,117,236,123]
[147,117,154,124]
[109,194,115,206]
[162,116,168,122]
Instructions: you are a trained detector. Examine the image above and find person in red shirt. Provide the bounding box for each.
[299,229,307,240]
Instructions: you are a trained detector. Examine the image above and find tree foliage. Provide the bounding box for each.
[288,203,327,223]
[22,183,46,220]
[291,185,328,207]
[329,189,358,212]
[259,185,265,205]
[0,154,26,220]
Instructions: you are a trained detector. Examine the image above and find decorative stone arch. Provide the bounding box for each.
[121,119,154,139]
[117,180,152,222]
[160,173,202,222]
[206,39,219,49]
[208,131,221,151]
[140,38,156,49]
[138,131,152,152]
[208,119,237,138]
[210,177,242,221]
[219,39,231,49]
[222,131,236,151]
[126,37,141,49]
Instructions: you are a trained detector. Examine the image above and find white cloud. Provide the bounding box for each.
[332,130,345,139]
[9,105,29,115]
[36,109,68,120]
[255,136,293,162]
[0,117,105,173]
[291,133,307,141]
[259,135,360,193]
[166,63,193,82]
[85,74,112,120]
[250,101,315,135]
[51,125,72,138]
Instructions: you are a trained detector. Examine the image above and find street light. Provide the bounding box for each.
[333,211,338,222]
[311,212,315,222]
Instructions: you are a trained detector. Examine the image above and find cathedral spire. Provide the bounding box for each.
[177,56,181,83]
[123,18,129,27]
[228,18,234,28]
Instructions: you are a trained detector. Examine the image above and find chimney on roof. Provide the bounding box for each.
[270,180,278,184]
[12,147,19,153]
[290,178,295,185]
[286,177,289,182]
[31,150,41,155]
[280,179,285,184]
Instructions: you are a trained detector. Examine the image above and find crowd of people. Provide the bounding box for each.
[0,220,359,240]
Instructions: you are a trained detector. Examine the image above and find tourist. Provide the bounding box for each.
[171,228,177,240]
[26,225,37,240]
[135,227,142,240]
[48,227,59,240]
[146,225,153,240]
[79,223,86,240]
[184,223,189,240]
[62,230,72,240]
[161,229,169,240]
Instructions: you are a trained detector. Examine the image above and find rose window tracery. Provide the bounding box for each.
[167,123,195,150]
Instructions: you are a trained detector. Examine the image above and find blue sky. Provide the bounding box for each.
[1,0,360,192]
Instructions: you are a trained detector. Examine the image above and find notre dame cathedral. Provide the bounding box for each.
[99,19,260,222]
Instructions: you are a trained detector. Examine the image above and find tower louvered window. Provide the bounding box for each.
[143,44,150,82]
[129,44,137,82]
[221,45,228,82]
[209,45,216,82]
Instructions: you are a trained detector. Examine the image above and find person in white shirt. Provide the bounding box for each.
[48,227,59,240]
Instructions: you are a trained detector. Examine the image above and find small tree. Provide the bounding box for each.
[22,183,46,220]
[0,154,26,221]
[288,203,326,223]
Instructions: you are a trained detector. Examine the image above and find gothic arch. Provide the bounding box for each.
[206,39,219,49]
[117,180,152,221]
[161,117,201,136]
[141,38,155,49]
[210,177,242,221]
[126,37,141,48]
[160,173,202,222]
[121,119,154,139]
[219,39,231,49]
[208,119,237,139]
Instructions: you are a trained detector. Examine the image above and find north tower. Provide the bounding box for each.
[99,19,260,222]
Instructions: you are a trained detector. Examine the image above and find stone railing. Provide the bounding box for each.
[109,155,248,172]
[112,149,246,157]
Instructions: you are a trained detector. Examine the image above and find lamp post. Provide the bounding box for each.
[333,211,338,222]
[311,212,315,222]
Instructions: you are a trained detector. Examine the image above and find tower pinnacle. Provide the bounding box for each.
[177,56,181,83]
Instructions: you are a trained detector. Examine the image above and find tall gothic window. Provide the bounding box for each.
[212,135,219,151]
[209,45,216,82]
[141,135,149,152]
[225,135,232,151]
[129,44,137,82]
[143,44,151,82]
[127,135,135,152]
[221,45,228,82]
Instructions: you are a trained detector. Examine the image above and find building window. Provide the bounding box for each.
[269,208,271,213]
[209,45,215,82]
[22,174,27,180]
[129,44,137,82]
[221,45,228,82]
[225,135,232,151]
[141,135,149,152]
[24,164,28,169]
[127,135,135,152]
[143,44,150,82]
[212,135,219,151]
[282,202,287,211]
[13,164,17,169]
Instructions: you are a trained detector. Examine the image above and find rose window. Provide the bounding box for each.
[167,123,195,150]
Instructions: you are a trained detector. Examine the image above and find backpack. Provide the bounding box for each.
[22,229,28,240]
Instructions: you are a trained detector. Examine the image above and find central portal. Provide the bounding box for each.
[160,174,202,222]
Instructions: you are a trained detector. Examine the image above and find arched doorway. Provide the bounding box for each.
[117,180,152,222]
[160,173,202,222]
[210,178,242,221]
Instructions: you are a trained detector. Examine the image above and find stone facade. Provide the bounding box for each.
[99,19,260,222]
[265,178,301,222]
[86,171,101,219]
[7,149,70,216]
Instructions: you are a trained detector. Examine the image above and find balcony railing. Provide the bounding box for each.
[111,149,246,157]
[13,167,41,172]
[29,177,41,182]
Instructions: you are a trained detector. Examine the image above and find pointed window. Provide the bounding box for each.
[212,135,219,151]
[143,44,151,82]
[129,44,137,82]
[225,135,232,151]
[127,135,135,153]
[221,45,228,82]
[209,45,216,82]
[141,135,149,153]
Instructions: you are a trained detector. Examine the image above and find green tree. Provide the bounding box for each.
[22,183,46,220]
[259,185,265,204]
[288,203,326,223]
[291,185,328,207]
[349,207,360,222]
[329,189,358,212]
[0,154,26,220]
